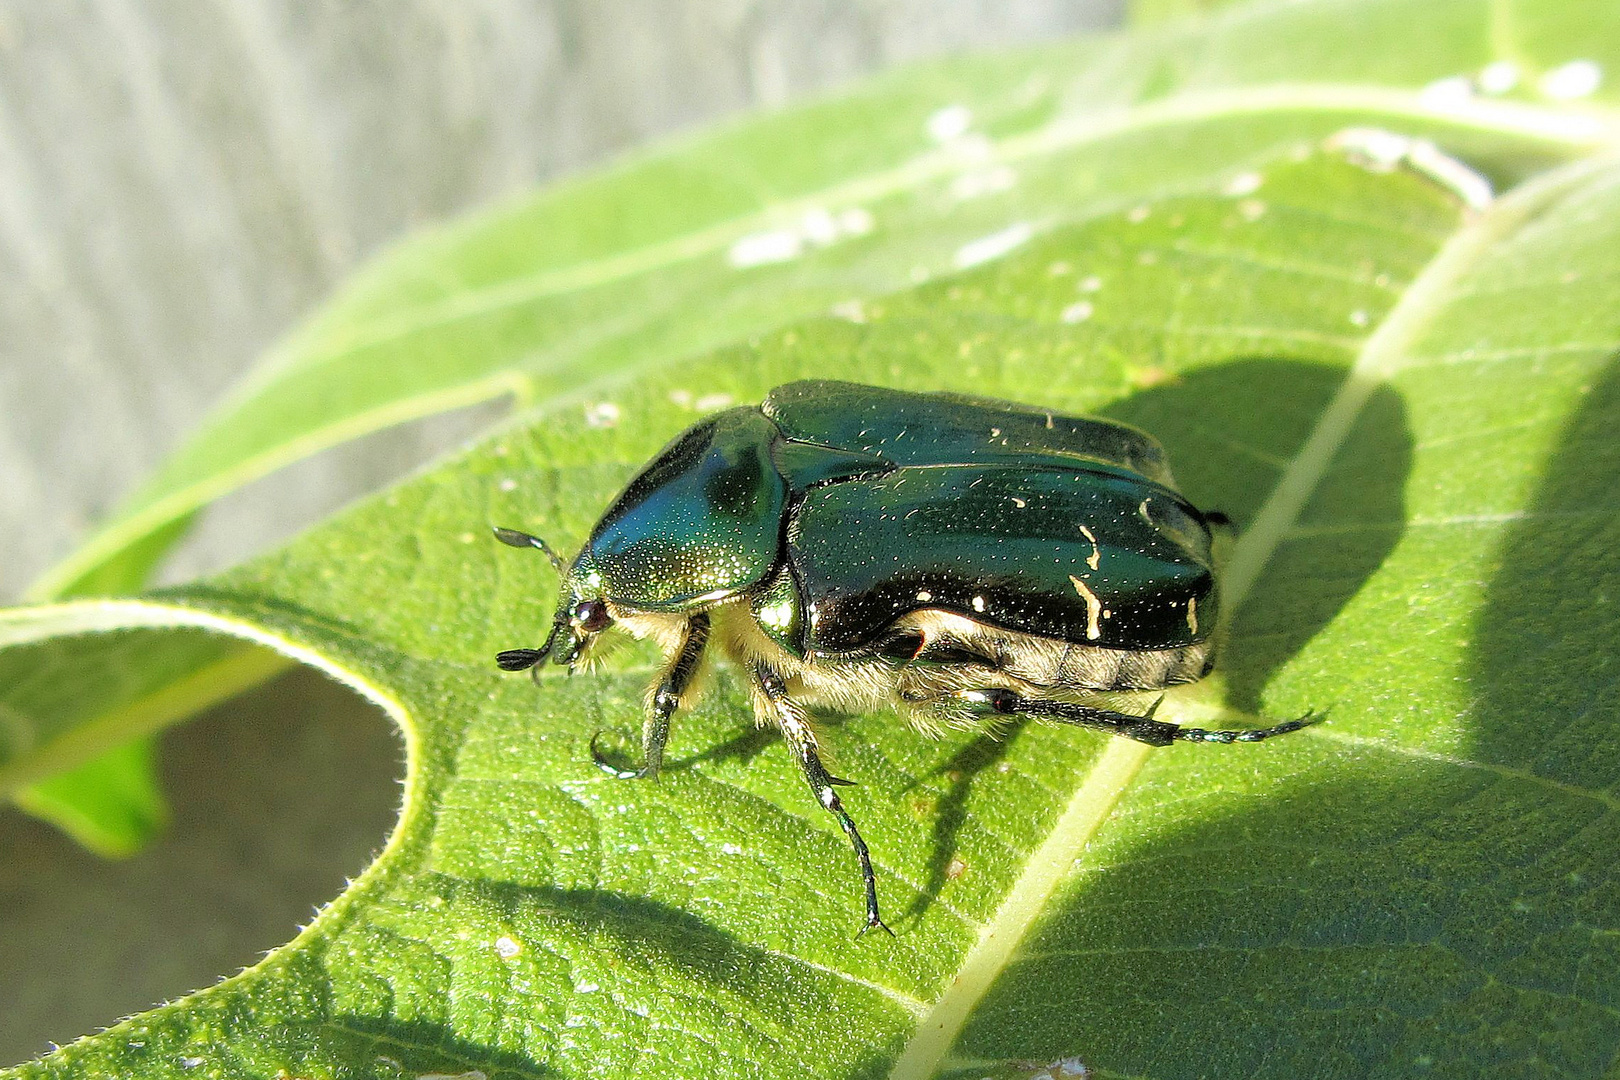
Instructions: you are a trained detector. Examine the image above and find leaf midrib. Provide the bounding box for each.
[882,148,1614,1080]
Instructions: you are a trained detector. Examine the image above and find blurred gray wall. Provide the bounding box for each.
[0,0,1124,1063]
[0,0,1122,600]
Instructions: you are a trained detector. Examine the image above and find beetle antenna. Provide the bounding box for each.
[495,619,565,672]
[493,526,568,574]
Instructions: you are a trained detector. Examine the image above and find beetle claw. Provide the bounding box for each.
[855,915,895,940]
[826,773,858,787]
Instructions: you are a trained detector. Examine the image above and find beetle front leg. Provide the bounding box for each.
[960,688,1322,745]
[592,612,710,780]
[753,662,893,938]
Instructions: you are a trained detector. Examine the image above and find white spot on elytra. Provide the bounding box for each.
[495,935,521,958]
[1541,59,1602,100]
[1349,309,1370,327]
[971,595,987,612]
[1479,60,1520,95]
[916,590,933,602]
[1061,301,1094,323]
[953,222,1032,268]
[1078,274,1102,292]
[583,401,621,428]
[927,104,973,142]
[949,165,1017,200]
[1069,575,1102,640]
[1419,74,1474,109]
[728,228,801,267]
[1222,171,1263,196]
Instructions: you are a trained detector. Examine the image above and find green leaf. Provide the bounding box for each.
[8,0,1620,1075]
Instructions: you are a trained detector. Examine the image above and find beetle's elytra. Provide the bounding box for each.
[495,380,1319,935]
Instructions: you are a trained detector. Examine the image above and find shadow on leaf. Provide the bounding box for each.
[1470,351,1620,792]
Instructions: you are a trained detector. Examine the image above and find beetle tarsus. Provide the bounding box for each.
[1172,708,1326,743]
[962,690,1321,748]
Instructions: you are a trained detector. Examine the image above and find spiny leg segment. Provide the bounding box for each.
[592,612,710,779]
[961,688,1323,746]
[754,662,892,938]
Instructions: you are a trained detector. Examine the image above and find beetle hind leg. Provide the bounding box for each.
[591,612,711,780]
[752,662,893,938]
[958,688,1324,747]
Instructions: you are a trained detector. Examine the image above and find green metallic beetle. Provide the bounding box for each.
[495,380,1317,935]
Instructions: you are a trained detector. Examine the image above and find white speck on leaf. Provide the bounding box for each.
[728,228,802,267]
[583,401,621,428]
[1127,204,1150,223]
[498,478,517,492]
[1479,60,1520,94]
[953,222,1032,268]
[1222,171,1263,196]
[830,299,867,323]
[1541,59,1602,100]
[1078,274,1102,293]
[927,104,973,142]
[1419,74,1474,109]
[722,842,744,854]
[1405,140,1494,209]
[179,1059,204,1070]
[495,935,521,958]
[695,393,734,411]
[1350,309,1370,327]
[950,165,1017,200]
[1061,301,1094,324]
[1326,128,1492,210]
[838,206,875,235]
[574,980,600,994]
[799,207,838,245]
[1238,199,1266,221]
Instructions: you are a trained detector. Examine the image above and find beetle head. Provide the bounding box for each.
[493,528,617,675]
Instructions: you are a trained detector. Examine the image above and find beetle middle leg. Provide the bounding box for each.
[753,661,893,938]
[592,612,710,779]
[959,688,1323,746]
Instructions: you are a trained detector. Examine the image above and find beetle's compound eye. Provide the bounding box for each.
[573,599,612,632]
